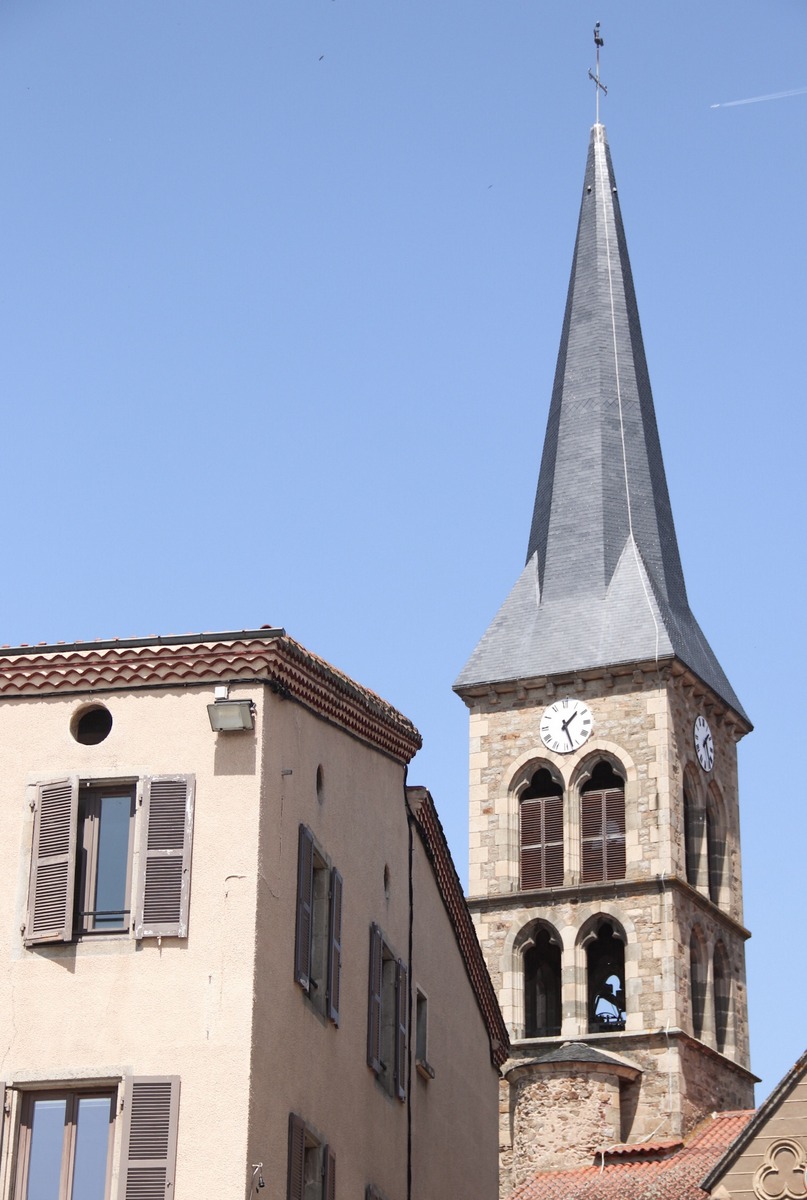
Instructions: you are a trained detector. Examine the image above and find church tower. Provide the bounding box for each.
[455,121,756,1195]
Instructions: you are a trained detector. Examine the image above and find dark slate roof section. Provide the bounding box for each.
[455,124,747,722]
[532,1042,633,1069]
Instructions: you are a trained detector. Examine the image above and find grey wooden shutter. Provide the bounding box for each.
[294,826,314,988]
[25,778,79,945]
[117,1076,180,1200]
[287,1114,305,1200]
[326,868,343,1024]
[322,1144,336,1200]
[135,776,194,939]
[394,959,408,1101]
[367,924,383,1072]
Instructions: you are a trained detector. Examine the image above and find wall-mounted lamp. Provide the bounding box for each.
[207,687,255,732]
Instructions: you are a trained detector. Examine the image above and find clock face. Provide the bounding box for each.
[540,698,594,754]
[694,715,714,772]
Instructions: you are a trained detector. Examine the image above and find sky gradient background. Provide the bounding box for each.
[1,0,804,1101]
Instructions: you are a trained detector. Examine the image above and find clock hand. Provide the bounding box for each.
[565,725,574,748]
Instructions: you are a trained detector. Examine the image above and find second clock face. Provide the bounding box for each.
[694,715,714,772]
[540,698,594,754]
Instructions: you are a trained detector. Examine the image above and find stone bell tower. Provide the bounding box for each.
[454,123,756,1196]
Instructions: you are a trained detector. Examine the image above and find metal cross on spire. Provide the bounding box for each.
[588,22,607,124]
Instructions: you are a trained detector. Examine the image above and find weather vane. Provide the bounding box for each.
[588,22,607,124]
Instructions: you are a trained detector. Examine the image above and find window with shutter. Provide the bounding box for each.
[295,827,342,1025]
[135,776,195,939]
[683,789,705,887]
[580,762,625,883]
[287,1114,334,1200]
[25,775,194,947]
[368,925,407,1100]
[706,789,726,906]
[520,769,564,891]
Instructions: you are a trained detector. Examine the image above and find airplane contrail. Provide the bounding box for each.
[711,85,807,109]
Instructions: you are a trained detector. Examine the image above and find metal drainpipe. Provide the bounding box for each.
[405,765,414,1200]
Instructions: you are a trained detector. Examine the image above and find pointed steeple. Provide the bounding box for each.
[456,124,746,720]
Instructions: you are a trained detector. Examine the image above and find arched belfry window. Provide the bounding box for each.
[523,924,562,1038]
[706,787,726,906]
[714,941,731,1053]
[586,921,626,1032]
[520,769,563,891]
[581,761,626,883]
[683,786,704,886]
[690,929,707,1040]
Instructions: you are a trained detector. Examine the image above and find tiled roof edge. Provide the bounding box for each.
[0,631,422,765]
[407,785,510,1068]
[701,1050,807,1190]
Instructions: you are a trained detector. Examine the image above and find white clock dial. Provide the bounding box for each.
[694,715,714,772]
[540,698,594,754]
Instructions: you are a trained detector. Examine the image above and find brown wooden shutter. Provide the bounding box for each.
[582,788,625,882]
[394,959,408,1101]
[521,795,563,890]
[604,788,626,880]
[25,778,79,945]
[294,826,314,989]
[326,868,343,1025]
[135,776,194,939]
[322,1144,336,1200]
[367,924,383,1072]
[287,1113,305,1200]
[117,1076,180,1200]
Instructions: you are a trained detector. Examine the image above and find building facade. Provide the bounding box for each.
[0,628,507,1199]
[455,124,757,1196]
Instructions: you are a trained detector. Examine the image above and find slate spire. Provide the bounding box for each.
[456,124,746,720]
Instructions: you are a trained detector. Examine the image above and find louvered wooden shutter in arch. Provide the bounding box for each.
[135,776,194,939]
[520,795,563,890]
[581,788,625,883]
[117,1076,180,1200]
[327,868,343,1025]
[394,959,408,1101]
[322,1144,336,1200]
[25,778,79,945]
[367,924,383,1072]
[287,1113,306,1200]
[294,826,315,988]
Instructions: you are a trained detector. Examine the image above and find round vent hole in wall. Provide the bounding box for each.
[71,704,113,745]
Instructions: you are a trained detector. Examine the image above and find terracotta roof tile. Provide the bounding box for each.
[510,1111,754,1200]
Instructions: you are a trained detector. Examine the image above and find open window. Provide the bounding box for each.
[13,1076,179,1200]
[25,776,194,946]
[580,761,625,883]
[519,768,564,890]
[523,924,562,1038]
[586,920,626,1032]
[287,1114,335,1200]
[367,924,407,1099]
[294,826,343,1024]
[690,928,707,1040]
[714,941,731,1053]
[706,785,726,906]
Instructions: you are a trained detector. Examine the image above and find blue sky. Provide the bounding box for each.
[1,0,804,1101]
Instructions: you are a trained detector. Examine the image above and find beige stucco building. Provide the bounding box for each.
[0,627,507,1199]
